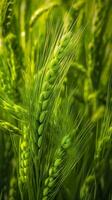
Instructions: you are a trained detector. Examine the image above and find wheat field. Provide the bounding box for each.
[0,0,112,200]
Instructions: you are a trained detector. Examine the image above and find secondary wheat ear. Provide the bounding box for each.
[42,134,72,200]
[19,127,30,184]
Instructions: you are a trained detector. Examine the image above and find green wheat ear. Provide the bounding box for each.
[0,120,21,136]
[8,177,17,200]
[36,31,71,156]
[1,0,15,36]
[29,2,60,28]
[80,175,95,200]
[19,126,30,184]
[42,134,72,200]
